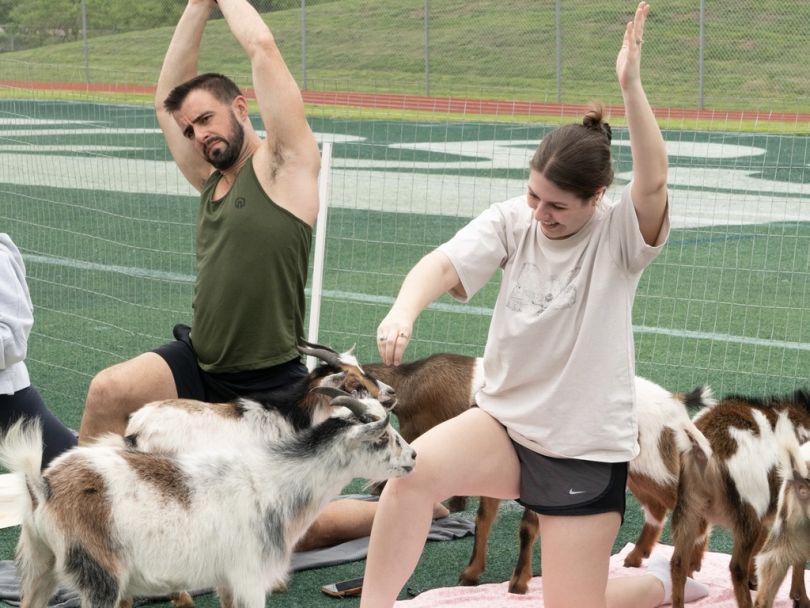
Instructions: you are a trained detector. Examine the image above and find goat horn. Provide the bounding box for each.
[329,396,375,423]
[297,341,342,367]
[311,386,352,399]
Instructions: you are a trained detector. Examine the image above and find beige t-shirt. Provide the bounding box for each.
[438,185,669,462]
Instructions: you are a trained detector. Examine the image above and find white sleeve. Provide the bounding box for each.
[0,237,33,370]
[437,199,519,303]
[608,184,670,274]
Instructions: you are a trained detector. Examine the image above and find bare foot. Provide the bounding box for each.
[432,502,450,519]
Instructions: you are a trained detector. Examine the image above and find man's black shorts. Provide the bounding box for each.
[512,440,628,521]
[153,324,309,403]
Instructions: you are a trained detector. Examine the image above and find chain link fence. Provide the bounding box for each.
[1,0,808,112]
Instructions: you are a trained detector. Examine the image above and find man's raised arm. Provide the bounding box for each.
[216,0,320,173]
[155,0,218,191]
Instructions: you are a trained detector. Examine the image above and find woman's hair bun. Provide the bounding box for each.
[582,104,612,143]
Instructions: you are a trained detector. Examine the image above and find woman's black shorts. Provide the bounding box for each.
[511,440,628,521]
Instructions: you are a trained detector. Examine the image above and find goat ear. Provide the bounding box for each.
[316,372,348,390]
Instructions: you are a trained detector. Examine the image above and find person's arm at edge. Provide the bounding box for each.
[0,242,33,370]
[154,0,217,192]
[618,2,668,245]
[377,250,462,366]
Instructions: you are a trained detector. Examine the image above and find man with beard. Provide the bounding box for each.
[77,0,410,551]
[79,0,319,440]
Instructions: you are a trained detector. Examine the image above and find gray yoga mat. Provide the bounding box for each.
[0,514,474,606]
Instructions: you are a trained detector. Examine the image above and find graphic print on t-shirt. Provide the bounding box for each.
[506,262,580,315]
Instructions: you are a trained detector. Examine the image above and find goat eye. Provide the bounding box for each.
[374,435,389,448]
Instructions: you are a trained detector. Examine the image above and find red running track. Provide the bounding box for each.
[2,80,808,123]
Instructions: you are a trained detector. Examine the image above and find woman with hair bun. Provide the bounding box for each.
[364,3,708,607]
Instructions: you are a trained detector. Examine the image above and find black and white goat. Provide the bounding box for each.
[670,389,810,608]
[122,342,394,606]
[126,341,395,454]
[0,393,415,608]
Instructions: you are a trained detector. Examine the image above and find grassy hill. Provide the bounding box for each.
[1,0,809,113]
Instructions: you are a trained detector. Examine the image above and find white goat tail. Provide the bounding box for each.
[0,419,46,508]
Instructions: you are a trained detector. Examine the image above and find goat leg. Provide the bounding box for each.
[752,550,791,608]
[18,524,60,608]
[669,490,708,608]
[728,533,759,608]
[170,592,195,608]
[688,520,710,574]
[459,496,501,586]
[508,508,539,594]
[216,586,235,608]
[624,495,669,568]
[790,561,810,608]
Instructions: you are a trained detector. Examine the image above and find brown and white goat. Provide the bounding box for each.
[366,352,713,592]
[753,442,810,608]
[670,389,810,608]
[458,376,715,594]
[0,394,415,608]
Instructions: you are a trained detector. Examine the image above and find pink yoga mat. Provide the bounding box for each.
[394,543,808,607]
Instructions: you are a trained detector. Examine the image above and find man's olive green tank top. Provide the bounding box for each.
[192,156,312,373]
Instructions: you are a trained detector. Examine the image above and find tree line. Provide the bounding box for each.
[0,0,332,52]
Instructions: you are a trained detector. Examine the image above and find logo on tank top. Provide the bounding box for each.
[234,197,247,209]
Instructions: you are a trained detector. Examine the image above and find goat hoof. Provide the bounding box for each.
[790,595,810,608]
[458,574,480,587]
[170,591,194,608]
[507,581,529,595]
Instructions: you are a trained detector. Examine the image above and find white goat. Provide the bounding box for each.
[0,395,415,608]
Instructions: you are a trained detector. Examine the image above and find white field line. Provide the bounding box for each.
[24,253,810,353]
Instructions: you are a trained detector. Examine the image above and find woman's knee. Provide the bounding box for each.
[380,468,444,507]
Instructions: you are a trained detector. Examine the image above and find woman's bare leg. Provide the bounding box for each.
[539,512,622,608]
[359,408,520,608]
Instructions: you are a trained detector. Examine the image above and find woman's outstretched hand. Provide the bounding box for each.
[376,314,413,366]
[616,1,649,91]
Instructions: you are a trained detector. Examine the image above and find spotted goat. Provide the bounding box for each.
[669,389,810,608]
[0,392,415,608]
